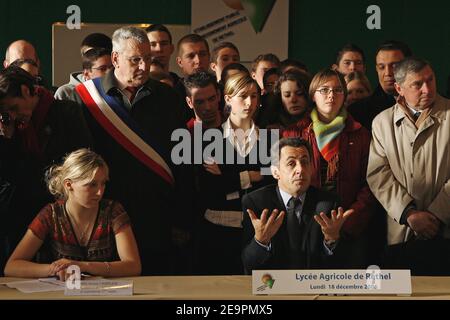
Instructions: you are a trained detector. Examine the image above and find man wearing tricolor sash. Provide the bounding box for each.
[68,27,186,275]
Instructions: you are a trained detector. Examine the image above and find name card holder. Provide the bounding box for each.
[252,269,411,295]
[65,279,133,296]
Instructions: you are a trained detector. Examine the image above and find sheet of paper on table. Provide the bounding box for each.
[2,277,133,296]
[5,278,65,293]
[3,275,103,294]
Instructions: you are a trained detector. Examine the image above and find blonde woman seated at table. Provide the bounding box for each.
[4,149,141,279]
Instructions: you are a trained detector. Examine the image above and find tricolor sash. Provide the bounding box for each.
[75,78,174,185]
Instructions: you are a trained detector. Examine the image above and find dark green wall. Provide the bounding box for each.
[1,0,449,93]
[0,0,190,86]
[289,0,450,94]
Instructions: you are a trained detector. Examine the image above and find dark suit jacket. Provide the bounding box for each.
[241,184,349,273]
[0,97,93,245]
[70,71,187,275]
[347,85,396,131]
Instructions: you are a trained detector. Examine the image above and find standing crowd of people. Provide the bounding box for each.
[0,24,449,279]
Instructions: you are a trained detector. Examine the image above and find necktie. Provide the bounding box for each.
[413,111,421,122]
[125,86,138,103]
[286,197,304,268]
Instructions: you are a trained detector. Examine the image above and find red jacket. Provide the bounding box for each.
[283,114,376,237]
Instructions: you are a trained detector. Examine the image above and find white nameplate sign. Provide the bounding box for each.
[64,279,133,296]
[252,269,411,295]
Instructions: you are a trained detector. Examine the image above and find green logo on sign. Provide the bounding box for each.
[223,0,277,33]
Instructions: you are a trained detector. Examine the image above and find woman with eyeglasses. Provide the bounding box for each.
[259,70,311,129]
[283,68,377,268]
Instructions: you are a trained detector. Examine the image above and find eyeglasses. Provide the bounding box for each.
[316,87,344,95]
[265,83,276,91]
[0,113,11,126]
[0,112,27,129]
[91,65,113,72]
[126,55,152,65]
[342,59,364,66]
[10,58,39,68]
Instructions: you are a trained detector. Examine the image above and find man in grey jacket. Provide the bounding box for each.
[54,47,112,100]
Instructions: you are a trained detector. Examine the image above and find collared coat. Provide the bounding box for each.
[367,95,450,245]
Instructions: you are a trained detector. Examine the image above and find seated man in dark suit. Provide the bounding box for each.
[242,137,353,273]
